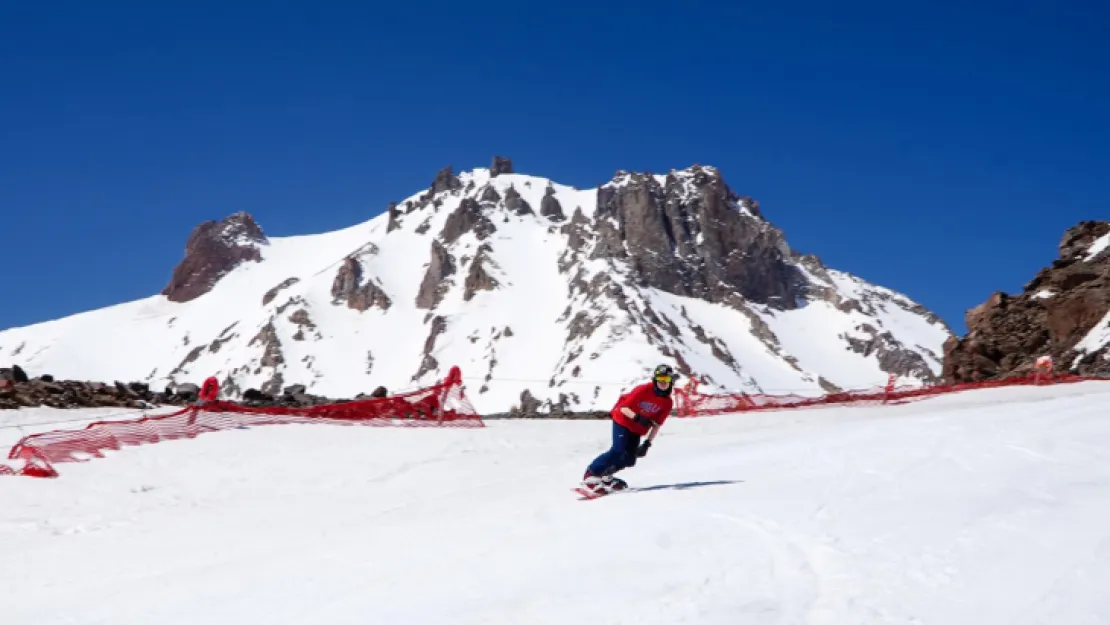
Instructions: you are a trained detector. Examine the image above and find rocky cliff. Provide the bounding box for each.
[162,212,269,303]
[943,220,1110,381]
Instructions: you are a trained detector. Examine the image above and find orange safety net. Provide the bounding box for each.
[2,365,481,478]
[673,372,1103,417]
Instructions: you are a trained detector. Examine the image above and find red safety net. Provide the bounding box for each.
[1,365,482,478]
[673,371,1105,417]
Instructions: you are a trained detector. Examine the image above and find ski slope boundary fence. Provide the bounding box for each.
[672,372,1108,417]
[0,366,482,478]
[3,365,1107,478]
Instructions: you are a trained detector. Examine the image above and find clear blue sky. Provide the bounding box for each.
[1,0,1106,335]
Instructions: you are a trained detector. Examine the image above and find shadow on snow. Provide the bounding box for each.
[630,479,744,493]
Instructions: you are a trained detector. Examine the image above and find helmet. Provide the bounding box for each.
[652,364,678,384]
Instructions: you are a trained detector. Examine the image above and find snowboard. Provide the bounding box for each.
[572,484,632,500]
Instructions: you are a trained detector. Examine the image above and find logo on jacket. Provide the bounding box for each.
[638,401,662,414]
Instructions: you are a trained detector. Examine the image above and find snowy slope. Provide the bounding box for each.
[4,383,1110,624]
[0,163,952,412]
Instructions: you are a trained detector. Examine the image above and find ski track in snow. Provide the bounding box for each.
[4,383,1110,624]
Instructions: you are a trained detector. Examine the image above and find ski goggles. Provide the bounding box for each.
[654,373,674,383]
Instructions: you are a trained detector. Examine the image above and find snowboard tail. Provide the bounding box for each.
[573,486,605,500]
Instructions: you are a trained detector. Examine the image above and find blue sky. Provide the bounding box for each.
[1,0,1106,335]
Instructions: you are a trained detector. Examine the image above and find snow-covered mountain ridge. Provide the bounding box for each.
[0,157,953,413]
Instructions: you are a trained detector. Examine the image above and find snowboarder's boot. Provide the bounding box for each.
[602,475,628,491]
[581,472,608,495]
[580,470,628,495]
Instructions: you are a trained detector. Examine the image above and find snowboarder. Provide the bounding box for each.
[580,364,679,495]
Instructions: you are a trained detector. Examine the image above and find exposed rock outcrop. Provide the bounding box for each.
[431,165,463,195]
[560,207,593,262]
[480,185,502,204]
[503,185,533,216]
[593,167,805,309]
[540,185,565,221]
[515,389,542,415]
[0,365,29,383]
[288,308,321,341]
[206,322,240,355]
[416,240,456,309]
[490,156,514,177]
[502,388,605,418]
[263,277,300,306]
[440,197,496,245]
[331,257,392,312]
[247,321,285,395]
[463,245,500,301]
[162,212,268,303]
[847,324,939,383]
[386,201,402,233]
[0,370,611,415]
[413,315,449,380]
[943,221,1110,381]
[0,371,194,410]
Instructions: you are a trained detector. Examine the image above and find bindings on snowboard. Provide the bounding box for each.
[574,474,629,499]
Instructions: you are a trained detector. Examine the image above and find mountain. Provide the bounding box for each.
[944,220,1110,381]
[0,157,952,413]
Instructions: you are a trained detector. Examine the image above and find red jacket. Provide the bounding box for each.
[611,382,674,435]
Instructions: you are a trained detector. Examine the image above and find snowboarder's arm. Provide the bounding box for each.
[623,406,659,430]
[644,403,674,443]
[618,400,654,425]
[636,425,658,457]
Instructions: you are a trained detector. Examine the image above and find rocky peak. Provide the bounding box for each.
[161,212,268,303]
[220,211,267,244]
[738,196,763,219]
[1059,220,1110,261]
[431,165,462,195]
[944,220,1110,381]
[490,156,514,177]
[592,166,805,308]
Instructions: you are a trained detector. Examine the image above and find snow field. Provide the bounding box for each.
[3,382,1110,624]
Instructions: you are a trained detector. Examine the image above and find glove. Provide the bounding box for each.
[636,440,652,457]
[631,414,656,429]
